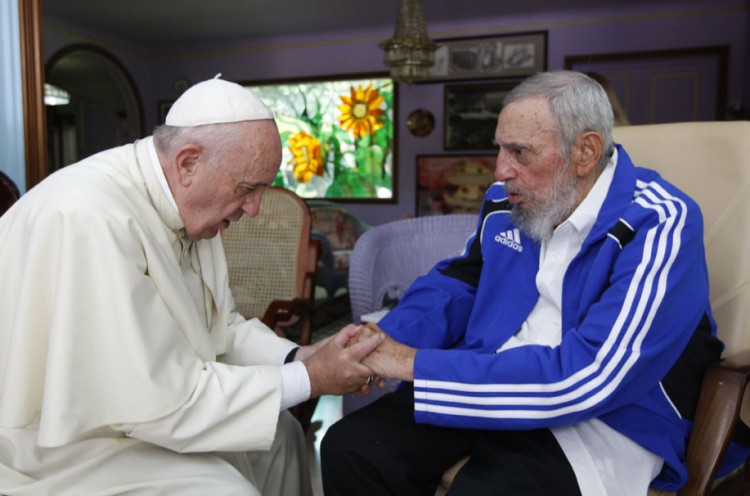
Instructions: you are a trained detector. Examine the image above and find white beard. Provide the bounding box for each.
[507,165,579,242]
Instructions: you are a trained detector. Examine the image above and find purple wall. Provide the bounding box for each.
[44,1,748,225]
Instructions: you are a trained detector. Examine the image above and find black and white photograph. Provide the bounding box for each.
[428,31,547,82]
[444,81,518,150]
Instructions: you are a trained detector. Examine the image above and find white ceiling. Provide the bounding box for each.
[43,0,700,52]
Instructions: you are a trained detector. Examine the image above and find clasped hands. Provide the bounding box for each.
[299,322,416,399]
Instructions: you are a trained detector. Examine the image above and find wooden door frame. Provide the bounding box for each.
[18,0,47,190]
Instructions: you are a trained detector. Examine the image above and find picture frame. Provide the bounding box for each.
[444,81,519,151]
[157,100,174,125]
[426,31,547,83]
[416,154,496,217]
[244,73,397,203]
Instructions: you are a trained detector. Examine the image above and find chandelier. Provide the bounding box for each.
[379,0,437,84]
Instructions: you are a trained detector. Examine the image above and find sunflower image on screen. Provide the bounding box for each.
[249,77,395,201]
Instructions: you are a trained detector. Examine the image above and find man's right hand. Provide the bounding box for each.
[301,324,384,398]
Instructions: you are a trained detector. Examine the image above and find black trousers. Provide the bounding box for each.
[321,384,582,496]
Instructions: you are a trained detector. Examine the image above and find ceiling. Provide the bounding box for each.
[42,0,699,52]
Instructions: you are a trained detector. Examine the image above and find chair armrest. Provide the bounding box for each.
[261,299,316,341]
[717,350,750,371]
[680,355,750,496]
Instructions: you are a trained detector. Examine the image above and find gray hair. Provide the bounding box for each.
[504,70,615,167]
[152,122,247,166]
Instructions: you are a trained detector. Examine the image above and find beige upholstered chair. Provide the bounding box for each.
[222,186,319,346]
[439,121,750,495]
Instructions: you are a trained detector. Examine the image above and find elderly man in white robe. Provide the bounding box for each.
[0,77,384,496]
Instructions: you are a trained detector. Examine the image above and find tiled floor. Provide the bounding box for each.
[305,395,343,496]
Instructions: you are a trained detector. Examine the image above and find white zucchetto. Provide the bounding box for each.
[165,74,273,127]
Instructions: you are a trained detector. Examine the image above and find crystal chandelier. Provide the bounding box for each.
[379,0,437,84]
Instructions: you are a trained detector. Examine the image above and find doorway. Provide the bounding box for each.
[45,44,144,172]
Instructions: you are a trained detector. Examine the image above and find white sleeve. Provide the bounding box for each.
[280,360,311,410]
[113,361,285,453]
[223,319,311,410]
[221,316,296,366]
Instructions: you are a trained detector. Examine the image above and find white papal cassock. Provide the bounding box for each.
[0,137,310,495]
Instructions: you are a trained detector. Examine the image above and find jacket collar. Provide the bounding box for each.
[582,144,638,247]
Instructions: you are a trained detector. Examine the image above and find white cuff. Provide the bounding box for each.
[279,360,311,410]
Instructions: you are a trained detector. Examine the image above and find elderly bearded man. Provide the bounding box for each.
[321,71,723,495]
[0,77,383,496]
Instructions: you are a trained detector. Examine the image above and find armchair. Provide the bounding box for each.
[348,214,478,324]
[222,187,319,346]
[437,121,750,495]
[344,214,478,414]
[614,121,750,495]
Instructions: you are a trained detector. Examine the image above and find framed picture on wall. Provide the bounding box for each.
[244,73,396,203]
[444,81,519,151]
[426,31,547,83]
[416,154,496,217]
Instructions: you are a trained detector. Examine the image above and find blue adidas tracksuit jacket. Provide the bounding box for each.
[378,145,725,490]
